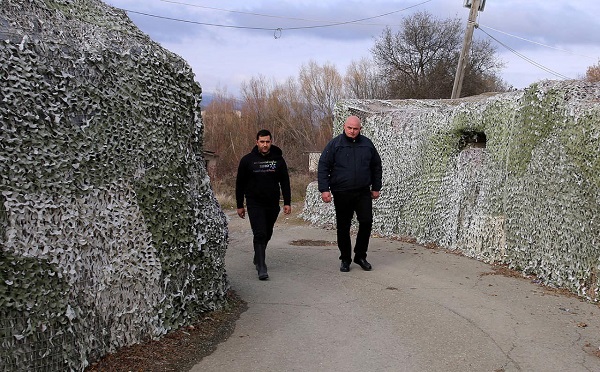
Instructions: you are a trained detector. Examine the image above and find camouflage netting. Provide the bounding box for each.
[0,0,229,370]
[303,81,600,301]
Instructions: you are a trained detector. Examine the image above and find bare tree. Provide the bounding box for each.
[207,62,355,178]
[585,60,600,82]
[240,75,272,130]
[371,11,506,98]
[461,38,508,95]
[202,88,246,178]
[260,79,313,170]
[272,78,314,147]
[344,57,388,99]
[237,74,331,172]
[298,60,343,129]
[371,12,461,98]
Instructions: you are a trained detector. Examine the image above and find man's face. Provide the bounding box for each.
[256,135,272,155]
[343,119,361,139]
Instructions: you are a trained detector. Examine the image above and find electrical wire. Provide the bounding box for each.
[114,0,585,80]
[158,0,340,22]
[157,0,429,26]
[476,26,572,80]
[116,0,432,34]
[117,9,277,30]
[478,24,595,59]
[278,0,432,31]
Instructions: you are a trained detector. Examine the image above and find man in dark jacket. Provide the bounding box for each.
[317,115,382,272]
[236,129,292,280]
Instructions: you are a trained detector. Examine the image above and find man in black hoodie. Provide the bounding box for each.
[236,129,292,280]
[318,115,382,273]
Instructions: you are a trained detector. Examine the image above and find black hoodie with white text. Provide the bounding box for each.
[235,144,291,209]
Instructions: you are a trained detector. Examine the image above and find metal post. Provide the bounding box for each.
[451,0,481,99]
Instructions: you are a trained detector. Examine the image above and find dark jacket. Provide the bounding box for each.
[317,132,382,193]
[236,144,291,208]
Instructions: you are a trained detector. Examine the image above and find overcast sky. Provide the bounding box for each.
[105,0,600,97]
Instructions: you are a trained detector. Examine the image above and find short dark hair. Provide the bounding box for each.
[256,129,272,140]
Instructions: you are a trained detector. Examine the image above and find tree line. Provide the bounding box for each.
[202,11,511,182]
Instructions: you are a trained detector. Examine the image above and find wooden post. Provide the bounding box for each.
[451,0,481,99]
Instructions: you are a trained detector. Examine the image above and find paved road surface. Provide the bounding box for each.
[190,208,600,372]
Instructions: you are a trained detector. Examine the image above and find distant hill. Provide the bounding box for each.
[200,91,214,108]
[200,91,243,110]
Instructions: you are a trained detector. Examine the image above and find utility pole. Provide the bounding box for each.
[451,0,484,99]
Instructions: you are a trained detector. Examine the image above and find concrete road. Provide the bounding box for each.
[191,208,600,372]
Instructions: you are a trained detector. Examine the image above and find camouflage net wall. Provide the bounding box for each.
[304,81,600,301]
[0,0,229,370]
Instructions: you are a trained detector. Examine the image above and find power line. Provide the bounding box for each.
[157,0,431,26]
[114,1,581,81]
[477,26,572,80]
[478,24,595,59]
[119,9,277,31]
[158,0,342,22]
[116,0,433,35]
[280,0,433,31]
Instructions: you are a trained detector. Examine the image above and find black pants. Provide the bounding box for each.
[247,204,281,246]
[332,189,373,263]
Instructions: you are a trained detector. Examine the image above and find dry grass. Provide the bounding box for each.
[213,191,236,210]
[290,172,315,203]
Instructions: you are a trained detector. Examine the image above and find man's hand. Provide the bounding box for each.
[321,191,332,203]
[371,191,380,199]
[237,207,245,218]
[283,205,292,214]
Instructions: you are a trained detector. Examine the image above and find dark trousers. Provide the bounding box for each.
[247,204,281,245]
[332,189,373,263]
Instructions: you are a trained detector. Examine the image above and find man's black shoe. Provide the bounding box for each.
[258,271,269,280]
[353,258,372,271]
[340,261,351,272]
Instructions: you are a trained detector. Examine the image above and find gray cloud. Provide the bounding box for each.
[106,0,600,94]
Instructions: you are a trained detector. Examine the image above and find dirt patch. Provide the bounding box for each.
[480,264,590,300]
[85,290,247,372]
[479,264,525,279]
[584,342,600,358]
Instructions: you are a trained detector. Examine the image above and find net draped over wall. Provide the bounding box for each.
[0,0,229,370]
[303,81,600,301]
